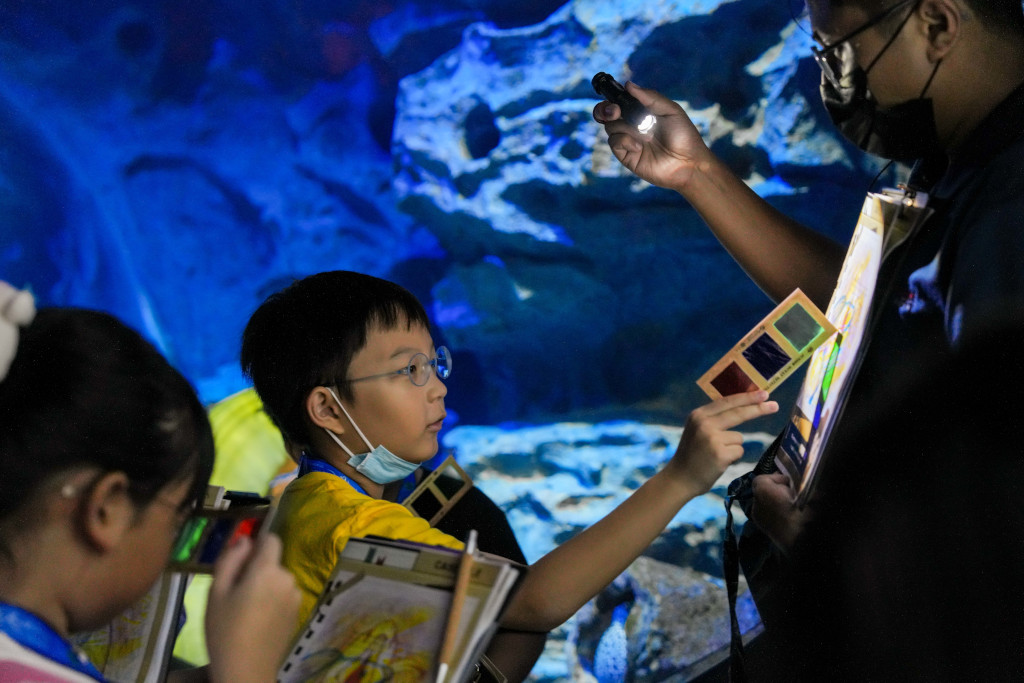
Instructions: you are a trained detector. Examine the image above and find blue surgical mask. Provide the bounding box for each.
[323,388,420,484]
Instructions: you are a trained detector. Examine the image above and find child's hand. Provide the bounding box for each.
[205,533,301,683]
[667,390,779,494]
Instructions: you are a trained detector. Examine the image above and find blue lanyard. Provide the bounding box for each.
[298,452,368,496]
[0,602,105,681]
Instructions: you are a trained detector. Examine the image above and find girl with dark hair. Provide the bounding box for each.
[0,282,300,682]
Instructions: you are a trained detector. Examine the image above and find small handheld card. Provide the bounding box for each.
[697,289,836,400]
[401,454,473,527]
[592,72,656,134]
[168,496,275,574]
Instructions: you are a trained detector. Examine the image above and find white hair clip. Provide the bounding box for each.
[0,281,37,382]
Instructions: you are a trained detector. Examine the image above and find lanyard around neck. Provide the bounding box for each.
[0,602,105,681]
[297,452,368,496]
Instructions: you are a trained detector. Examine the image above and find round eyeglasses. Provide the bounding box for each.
[345,346,452,387]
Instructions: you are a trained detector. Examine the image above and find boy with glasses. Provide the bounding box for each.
[241,270,778,681]
[594,0,1024,672]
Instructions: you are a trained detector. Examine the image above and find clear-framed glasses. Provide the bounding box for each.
[811,0,916,90]
[346,346,452,387]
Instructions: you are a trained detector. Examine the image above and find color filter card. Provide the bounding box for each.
[168,501,273,574]
[697,289,836,400]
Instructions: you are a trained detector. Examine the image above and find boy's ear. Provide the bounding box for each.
[917,0,960,59]
[305,386,347,433]
[78,471,135,552]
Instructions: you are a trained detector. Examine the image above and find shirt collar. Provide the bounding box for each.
[297,450,368,496]
[0,602,105,681]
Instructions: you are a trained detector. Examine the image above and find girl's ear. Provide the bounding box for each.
[305,386,347,433]
[79,471,134,552]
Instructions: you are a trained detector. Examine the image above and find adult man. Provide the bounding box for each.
[594,0,1024,670]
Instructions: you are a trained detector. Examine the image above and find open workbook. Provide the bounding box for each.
[774,188,934,505]
[70,571,187,683]
[277,535,523,683]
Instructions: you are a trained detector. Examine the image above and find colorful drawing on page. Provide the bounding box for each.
[281,575,477,683]
[71,572,185,683]
[775,188,934,504]
[73,592,152,673]
[796,254,869,421]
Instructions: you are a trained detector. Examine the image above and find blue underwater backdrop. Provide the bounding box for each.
[0,0,897,679]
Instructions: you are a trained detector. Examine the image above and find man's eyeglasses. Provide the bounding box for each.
[346,346,452,387]
[811,0,916,90]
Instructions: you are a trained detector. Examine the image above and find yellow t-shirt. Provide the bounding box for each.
[271,471,464,628]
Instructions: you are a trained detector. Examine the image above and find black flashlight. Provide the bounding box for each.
[592,72,656,134]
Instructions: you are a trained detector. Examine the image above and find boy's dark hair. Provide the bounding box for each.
[240,271,431,447]
[0,308,214,523]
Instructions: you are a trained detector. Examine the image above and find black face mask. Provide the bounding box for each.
[820,58,943,164]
